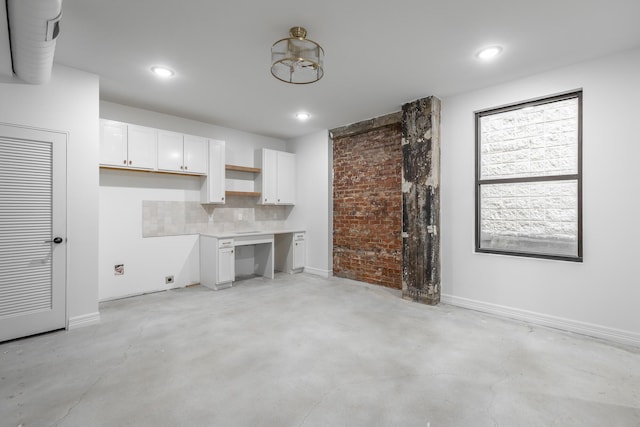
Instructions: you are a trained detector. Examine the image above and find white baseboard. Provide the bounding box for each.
[67,312,101,330]
[441,294,640,348]
[99,283,191,303]
[303,266,332,278]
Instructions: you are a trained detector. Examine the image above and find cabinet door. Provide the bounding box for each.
[127,125,157,170]
[100,120,127,166]
[184,135,208,174]
[293,236,305,270]
[202,139,225,203]
[217,247,235,284]
[261,149,278,204]
[276,151,296,204]
[157,131,184,172]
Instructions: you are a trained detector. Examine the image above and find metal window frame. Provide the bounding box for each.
[474,90,583,262]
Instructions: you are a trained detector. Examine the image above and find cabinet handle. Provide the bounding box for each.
[184,166,188,170]
[278,199,280,202]
[123,160,126,165]
[129,160,132,165]
[221,197,224,201]
[180,165,184,170]
[231,250,234,254]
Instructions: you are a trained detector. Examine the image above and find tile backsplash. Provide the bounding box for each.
[142,198,290,237]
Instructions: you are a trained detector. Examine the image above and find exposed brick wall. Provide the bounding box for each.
[333,123,402,289]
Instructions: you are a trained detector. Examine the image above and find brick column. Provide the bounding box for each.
[401,97,441,304]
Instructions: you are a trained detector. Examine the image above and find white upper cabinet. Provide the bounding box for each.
[201,139,225,204]
[276,151,296,204]
[258,149,296,205]
[158,132,208,174]
[127,125,157,170]
[100,120,157,170]
[183,135,208,174]
[260,149,278,204]
[157,131,184,172]
[100,121,297,205]
[100,120,127,167]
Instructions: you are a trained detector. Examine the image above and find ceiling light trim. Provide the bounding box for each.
[150,65,175,78]
[476,45,503,60]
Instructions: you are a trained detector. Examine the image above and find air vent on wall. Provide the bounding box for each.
[7,0,63,84]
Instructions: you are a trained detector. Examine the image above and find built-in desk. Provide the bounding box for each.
[199,230,305,290]
[233,233,274,281]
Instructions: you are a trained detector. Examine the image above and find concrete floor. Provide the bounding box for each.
[1,274,639,427]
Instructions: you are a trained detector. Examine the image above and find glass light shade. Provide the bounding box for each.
[271,27,324,84]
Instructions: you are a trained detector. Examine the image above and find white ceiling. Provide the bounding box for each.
[54,0,640,140]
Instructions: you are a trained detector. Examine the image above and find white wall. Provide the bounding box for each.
[287,130,332,277]
[99,101,288,300]
[0,64,100,326]
[99,170,202,300]
[441,48,640,345]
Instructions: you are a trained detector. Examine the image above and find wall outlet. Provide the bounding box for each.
[165,275,174,284]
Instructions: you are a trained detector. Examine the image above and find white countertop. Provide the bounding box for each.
[200,229,305,239]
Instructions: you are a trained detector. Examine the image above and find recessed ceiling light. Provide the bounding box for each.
[476,46,503,60]
[295,112,311,121]
[151,66,175,78]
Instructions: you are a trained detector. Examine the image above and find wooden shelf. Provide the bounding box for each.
[225,164,261,173]
[225,191,261,197]
[99,165,206,176]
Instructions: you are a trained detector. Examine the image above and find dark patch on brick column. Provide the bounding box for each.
[401,97,441,304]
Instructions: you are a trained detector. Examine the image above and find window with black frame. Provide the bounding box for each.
[475,91,582,261]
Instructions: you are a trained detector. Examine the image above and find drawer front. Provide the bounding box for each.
[218,238,234,248]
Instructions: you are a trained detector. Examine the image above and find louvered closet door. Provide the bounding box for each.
[0,124,66,342]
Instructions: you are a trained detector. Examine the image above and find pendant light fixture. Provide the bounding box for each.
[271,26,324,84]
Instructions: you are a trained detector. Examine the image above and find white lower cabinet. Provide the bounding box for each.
[200,236,234,290]
[274,232,305,274]
[217,245,235,284]
[201,232,305,290]
[292,233,306,270]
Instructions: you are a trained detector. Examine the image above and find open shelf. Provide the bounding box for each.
[99,165,206,176]
[225,164,261,173]
[225,191,261,197]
